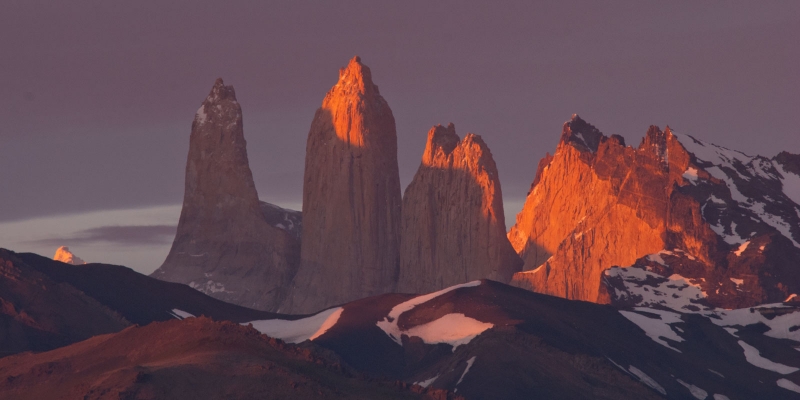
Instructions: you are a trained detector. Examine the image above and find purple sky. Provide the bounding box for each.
[2,2,799,270]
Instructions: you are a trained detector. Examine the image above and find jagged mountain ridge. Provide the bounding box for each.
[509,115,800,308]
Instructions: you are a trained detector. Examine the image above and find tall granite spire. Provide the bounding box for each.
[282,57,402,313]
[152,78,299,311]
[397,124,522,293]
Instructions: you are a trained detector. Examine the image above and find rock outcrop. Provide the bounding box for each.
[53,246,85,265]
[282,57,402,313]
[152,78,299,312]
[397,124,522,293]
[509,115,800,308]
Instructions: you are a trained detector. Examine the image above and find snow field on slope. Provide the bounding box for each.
[676,378,708,400]
[619,308,684,352]
[246,307,343,343]
[376,281,493,349]
[737,340,799,374]
[628,365,666,395]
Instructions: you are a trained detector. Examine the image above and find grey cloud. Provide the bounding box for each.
[28,225,177,247]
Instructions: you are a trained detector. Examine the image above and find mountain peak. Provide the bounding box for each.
[423,123,459,164]
[336,56,378,95]
[53,246,85,265]
[559,114,605,153]
[208,78,237,103]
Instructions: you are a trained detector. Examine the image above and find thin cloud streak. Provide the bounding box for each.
[27,225,177,247]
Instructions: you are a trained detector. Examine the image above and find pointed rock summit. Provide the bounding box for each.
[53,246,85,265]
[397,124,522,293]
[509,115,800,308]
[152,78,299,311]
[283,57,402,313]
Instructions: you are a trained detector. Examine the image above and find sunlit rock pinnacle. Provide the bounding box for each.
[398,123,522,293]
[282,57,402,313]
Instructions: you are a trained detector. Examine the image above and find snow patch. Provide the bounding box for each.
[775,161,800,206]
[403,313,494,351]
[738,340,799,374]
[676,379,708,400]
[189,280,230,294]
[195,104,207,125]
[710,305,800,343]
[777,378,800,394]
[628,365,666,395]
[246,307,343,344]
[708,369,724,378]
[749,202,800,248]
[730,278,744,286]
[169,309,195,320]
[456,356,476,387]
[712,395,730,400]
[414,375,439,388]
[607,265,711,312]
[377,281,483,346]
[683,167,700,184]
[620,308,684,352]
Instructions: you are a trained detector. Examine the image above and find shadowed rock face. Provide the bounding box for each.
[151,78,299,312]
[509,115,800,308]
[282,57,402,314]
[397,124,522,293]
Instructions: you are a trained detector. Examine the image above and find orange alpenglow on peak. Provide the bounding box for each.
[282,57,402,313]
[315,56,388,148]
[53,246,86,265]
[333,55,378,96]
[508,115,800,309]
[397,123,522,294]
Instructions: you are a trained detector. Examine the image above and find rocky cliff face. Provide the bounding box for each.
[151,78,299,312]
[53,246,85,265]
[509,115,800,308]
[282,57,402,313]
[397,124,521,293]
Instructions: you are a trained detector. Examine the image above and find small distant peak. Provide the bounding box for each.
[337,56,376,95]
[53,246,86,265]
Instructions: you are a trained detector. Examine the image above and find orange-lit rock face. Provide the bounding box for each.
[509,115,800,308]
[283,57,402,313]
[152,78,299,312]
[398,124,522,293]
